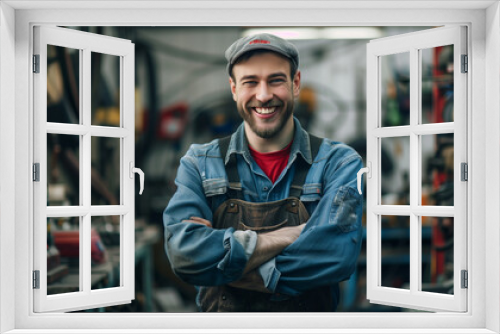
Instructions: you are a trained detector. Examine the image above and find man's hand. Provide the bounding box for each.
[242,223,305,275]
[230,224,305,292]
[182,216,305,290]
[267,223,305,245]
[182,216,212,227]
[228,270,271,293]
[183,217,305,274]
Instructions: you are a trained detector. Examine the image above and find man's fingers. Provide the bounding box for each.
[182,216,212,227]
[190,216,212,224]
[182,220,211,227]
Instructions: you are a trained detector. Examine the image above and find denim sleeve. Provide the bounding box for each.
[163,148,257,286]
[260,153,364,296]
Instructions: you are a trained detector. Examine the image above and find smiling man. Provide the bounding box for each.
[163,33,364,312]
[230,50,297,147]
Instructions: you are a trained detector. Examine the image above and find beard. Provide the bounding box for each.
[237,97,294,139]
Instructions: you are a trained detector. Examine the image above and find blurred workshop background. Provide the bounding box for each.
[45,26,455,313]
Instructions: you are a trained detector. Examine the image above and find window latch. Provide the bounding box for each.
[357,162,371,195]
[129,162,145,195]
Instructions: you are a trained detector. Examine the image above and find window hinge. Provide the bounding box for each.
[33,54,40,73]
[461,163,468,181]
[33,270,40,289]
[461,270,468,289]
[461,54,468,73]
[33,163,40,182]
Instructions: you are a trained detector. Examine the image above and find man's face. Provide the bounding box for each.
[230,52,300,140]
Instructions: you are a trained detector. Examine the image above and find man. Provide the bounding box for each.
[163,33,363,312]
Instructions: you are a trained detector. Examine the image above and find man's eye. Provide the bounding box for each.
[243,81,257,86]
[270,79,285,84]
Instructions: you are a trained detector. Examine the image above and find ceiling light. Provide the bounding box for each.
[242,27,383,40]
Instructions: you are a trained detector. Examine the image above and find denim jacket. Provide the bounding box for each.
[163,118,364,309]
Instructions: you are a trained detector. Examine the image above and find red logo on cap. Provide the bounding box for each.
[249,39,270,45]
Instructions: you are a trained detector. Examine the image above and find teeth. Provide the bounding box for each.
[255,107,276,114]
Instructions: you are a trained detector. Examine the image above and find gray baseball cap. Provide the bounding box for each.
[225,33,299,76]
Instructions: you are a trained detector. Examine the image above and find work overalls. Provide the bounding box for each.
[198,135,333,312]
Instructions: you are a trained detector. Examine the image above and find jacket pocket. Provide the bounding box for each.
[331,186,361,233]
[202,178,228,197]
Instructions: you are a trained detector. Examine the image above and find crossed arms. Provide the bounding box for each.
[163,145,364,296]
[183,216,305,292]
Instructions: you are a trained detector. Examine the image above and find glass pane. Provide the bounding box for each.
[91,137,121,205]
[91,216,120,290]
[421,134,454,206]
[47,45,80,124]
[47,134,80,206]
[421,216,454,295]
[91,52,121,127]
[380,52,410,127]
[381,136,410,205]
[421,45,454,124]
[47,217,80,295]
[381,215,410,290]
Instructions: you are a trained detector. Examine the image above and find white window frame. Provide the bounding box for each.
[1,1,499,333]
[366,26,467,312]
[33,25,136,313]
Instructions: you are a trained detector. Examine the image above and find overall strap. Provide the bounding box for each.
[219,134,323,200]
[289,134,323,198]
[218,136,243,200]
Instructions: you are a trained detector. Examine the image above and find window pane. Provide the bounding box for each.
[421,216,454,295]
[91,52,121,127]
[380,52,410,127]
[421,45,454,124]
[381,136,410,205]
[47,134,80,206]
[47,45,80,124]
[91,137,121,205]
[47,217,80,295]
[91,216,120,290]
[421,134,454,206]
[381,215,410,290]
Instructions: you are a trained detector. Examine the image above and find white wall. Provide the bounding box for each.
[0,2,16,333]
[485,2,500,333]
[6,5,496,331]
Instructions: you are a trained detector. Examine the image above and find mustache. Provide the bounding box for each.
[247,100,283,108]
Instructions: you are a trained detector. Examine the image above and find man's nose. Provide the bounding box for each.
[255,83,272,103]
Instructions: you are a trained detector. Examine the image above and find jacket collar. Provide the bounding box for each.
[224,117,313,165]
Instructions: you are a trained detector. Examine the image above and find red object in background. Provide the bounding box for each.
[431,218,446,283]
[430,46,451,282]
[157,102,189,140]
[52,229,107,264]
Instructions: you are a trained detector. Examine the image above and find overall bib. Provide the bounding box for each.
[198,135,333,312]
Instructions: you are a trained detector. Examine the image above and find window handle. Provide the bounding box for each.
[129,162,145,195]
[357,162,371,195]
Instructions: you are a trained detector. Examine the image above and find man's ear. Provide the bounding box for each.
[229,77,237,102]
[293,70,301,98]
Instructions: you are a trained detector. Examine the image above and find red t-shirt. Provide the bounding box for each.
[249,141,293,184]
